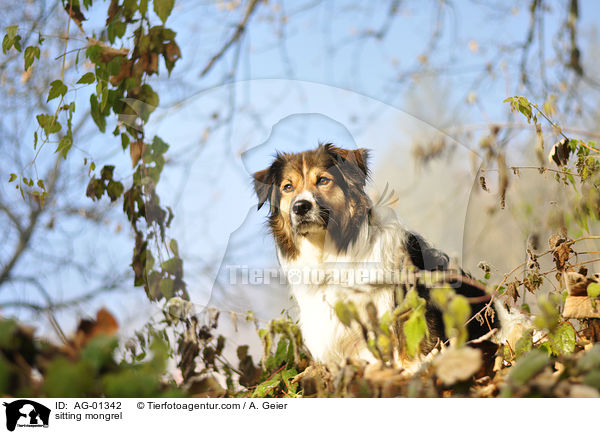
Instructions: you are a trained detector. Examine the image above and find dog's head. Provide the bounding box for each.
[253,143,371,258]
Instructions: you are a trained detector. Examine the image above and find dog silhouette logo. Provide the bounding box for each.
[2,400,50,431]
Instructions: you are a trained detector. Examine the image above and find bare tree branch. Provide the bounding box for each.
[199,0,261,77]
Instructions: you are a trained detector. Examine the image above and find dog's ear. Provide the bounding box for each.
[253,167,273,210]
[323,144,370,186]
[345,147,370,178]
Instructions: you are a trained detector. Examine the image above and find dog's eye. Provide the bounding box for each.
[282,183,294,192]
[317,176,331,186]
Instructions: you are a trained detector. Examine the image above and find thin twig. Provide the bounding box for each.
[466,328,498,345]
[199,0,260,77]
[466,236,600,327]
[482,166,583,178]
[567,236,600,247]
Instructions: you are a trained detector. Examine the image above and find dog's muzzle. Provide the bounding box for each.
[290,194,323,234]
[292,200,312,216]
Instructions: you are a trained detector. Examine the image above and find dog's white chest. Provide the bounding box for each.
[291,286,348,363]
[279,235,395,364]
[289,281,395,364]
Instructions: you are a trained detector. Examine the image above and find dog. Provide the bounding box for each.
[253,143,500,365]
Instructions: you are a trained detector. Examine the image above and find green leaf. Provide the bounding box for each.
[106,180,124,202]
[77,72,96,84]
[159,278,174,299]
[508,349,549,386]
[449,295,470,322]
[161,257,182,275]
[2,36,9,54]
[80,335,118,372]
[538,341,553,355]
[265,339,288,372]
[404,308,427,358]
[549,322,576,356]
[252,374,281,398]
[443,295,471,345]
[334,301,352,327]
[56,135,73,159]
[90,94,106,132]
[122,0,138,17]
[8,173,17,183]
[103,369,160,397]
[405,288,424,309]
[139,0,149,16]
[2,29,22,54]
[584,370,600,391]
[141,85,159,119]
[588,282,600,298]
[0,319,19,349]
[86,178,103,201]
[36,114,61,135]
[43,358,96,397]
[47,79,68,102]
[24,45,40,70]
[154,0,175,23]
[37,179,45,190]
[152,135,169,154]
[281,367,299,395]
[216,335,226,355]
[100,165,115,180]
[147,334,169,373]
[578,345,600,372]
[121,132,130,150]
[377,334,391,355]
[107,19,127,43]
[514,332,533,359]
[534,296,561,332]
[96,80,108,110]
[5,25,18,39]
[86,44,103,63]
[431,286,451,309]
[379,310,392,335]
[169,239,179,256]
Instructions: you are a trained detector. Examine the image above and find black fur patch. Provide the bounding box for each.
[253,144,498,355]
[401,232,498,350]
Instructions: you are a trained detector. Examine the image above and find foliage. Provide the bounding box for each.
[5,0,185,302]
[2,2,600,399]
[0,305,311,398]
[503,95,600,232]
[0,309,183,398]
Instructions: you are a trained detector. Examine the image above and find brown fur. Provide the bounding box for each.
[253,144,500,362]
[253,143,371,260]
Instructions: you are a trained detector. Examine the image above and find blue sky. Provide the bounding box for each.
[145,1,600,320]
[3,0,600,338]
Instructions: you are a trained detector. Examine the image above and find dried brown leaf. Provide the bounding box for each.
[129,140,145,168]
[434,347,482,385]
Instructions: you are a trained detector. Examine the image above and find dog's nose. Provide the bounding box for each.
[292,200,312,216]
